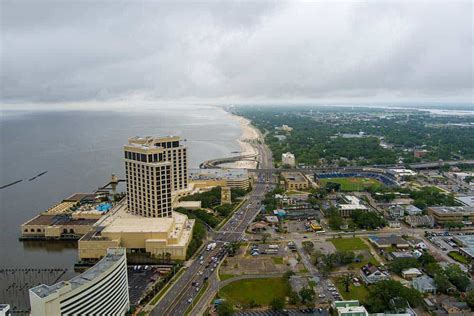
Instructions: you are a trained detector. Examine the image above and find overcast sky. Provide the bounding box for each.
[1,0,473,105]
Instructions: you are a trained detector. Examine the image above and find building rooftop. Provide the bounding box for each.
[456,195,474,207]
[369,235,410,247]
[103,214,180,234]
[189,168,248,180]
[428,206,474,215]
[281,172,307,182]
[30,248,125,298]
[63,193,96,203]
[412,275,436,289]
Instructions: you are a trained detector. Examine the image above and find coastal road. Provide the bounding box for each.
[150,133,274,316]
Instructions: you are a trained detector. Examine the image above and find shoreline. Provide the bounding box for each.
[222,113,261,169]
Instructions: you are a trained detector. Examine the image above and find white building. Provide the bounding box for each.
[29,248,129,316]
[282,152,296,167]
[333,301,369,316]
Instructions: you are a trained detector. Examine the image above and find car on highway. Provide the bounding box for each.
[187,298,192,303]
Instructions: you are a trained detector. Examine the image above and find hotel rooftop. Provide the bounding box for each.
[30,248,125,298]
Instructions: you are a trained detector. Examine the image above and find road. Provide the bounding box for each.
[150,136,274,316]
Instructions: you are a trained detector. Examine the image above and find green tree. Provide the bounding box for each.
[270,296,285,311]
[288,291,300,305]
[388,258,421,275]
[299,287,315,305]
[418,253,436,267]
[340,273,354,293]
[302,241,314,253]
[365,280,422,313]
[425,262,443,277]
[444,264,470,291]
[217,300,234,316]
[465,290,474,308]
[434,273,452,293]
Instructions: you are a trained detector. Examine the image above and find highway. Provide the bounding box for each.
[150,139,274,316]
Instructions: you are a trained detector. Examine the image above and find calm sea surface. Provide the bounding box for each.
[0,105,241,272]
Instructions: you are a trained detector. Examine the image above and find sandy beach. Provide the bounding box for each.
[222,115,261,169]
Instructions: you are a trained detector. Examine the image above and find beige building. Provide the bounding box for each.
[128,136,188,192]
[21,215,97,239]
[124,137,173,218]
[78,211,194,261]
[427,206,474,225]
[281,172,309,190]
[78,136,194,261]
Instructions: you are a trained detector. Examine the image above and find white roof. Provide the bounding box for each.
[402,268,422,275]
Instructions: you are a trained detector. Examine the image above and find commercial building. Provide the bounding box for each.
[124,137,173,218]
[456,195,474,207]
[426,206,474,225]
[21,215,97,239]
[338,195,368,217]
[452,235,474,260]
[188,168,250,190]
[29,248,129,316]
[281,172,309,190]
[369,235,410,249]
[404,215,434,228]
[78,207,193,261]
[333,300,369,316]
[282,152,296,167]
[128,136,188,192]
[77,136,194,261]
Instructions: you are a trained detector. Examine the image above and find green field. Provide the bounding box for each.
[448,251,470,264]
[335,281,369,302]
[219,277,288,306]
[330,237,368,251]
[219,273,236,281]
[319,177,382,191]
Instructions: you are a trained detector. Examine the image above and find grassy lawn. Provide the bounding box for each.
[219,273,236,281]
[330,237,368,251]
[348,256,380,269]
[220,277,288,306]
[272,257,284,264]
[320,177,382,191]
[299,266,309,273]
[335,281,369,302]
[448,251,470,264]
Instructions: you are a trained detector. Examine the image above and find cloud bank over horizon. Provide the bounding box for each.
[1,0,473,105]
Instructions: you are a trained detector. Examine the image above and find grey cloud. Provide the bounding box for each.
[1,0,472,104]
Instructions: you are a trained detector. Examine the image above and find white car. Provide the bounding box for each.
[318,294,326,298]
[188,298,192,303]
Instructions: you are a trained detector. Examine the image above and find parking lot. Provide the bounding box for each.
[127,266,164,306]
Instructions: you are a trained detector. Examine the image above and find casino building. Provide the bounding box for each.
[29,248,129,316]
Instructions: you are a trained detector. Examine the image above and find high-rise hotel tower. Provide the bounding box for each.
[124,136,188,218]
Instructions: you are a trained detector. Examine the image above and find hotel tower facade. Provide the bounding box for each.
[124,136,188,218]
